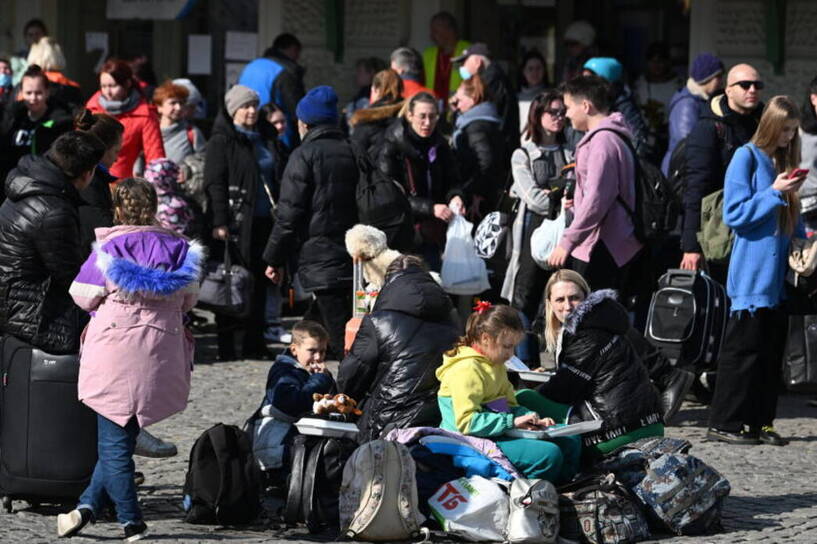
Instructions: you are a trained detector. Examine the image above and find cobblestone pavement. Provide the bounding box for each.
[3,331,817,543]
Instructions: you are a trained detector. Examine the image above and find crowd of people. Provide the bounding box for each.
[0,11,815,541]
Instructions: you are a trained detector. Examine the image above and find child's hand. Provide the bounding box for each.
[308,361,326,374]
[514,413,555,430]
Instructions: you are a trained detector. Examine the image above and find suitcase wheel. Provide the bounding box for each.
[2,496,12,513]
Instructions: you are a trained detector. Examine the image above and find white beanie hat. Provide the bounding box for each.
[564,20,596,48]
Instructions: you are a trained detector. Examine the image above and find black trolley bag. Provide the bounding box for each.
[0,335,97,512]
[782,314,817,393]
[645,269,728,376]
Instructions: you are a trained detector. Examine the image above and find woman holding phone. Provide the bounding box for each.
[707,96,806,447]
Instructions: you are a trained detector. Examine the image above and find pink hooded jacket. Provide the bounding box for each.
[69,225,204,427]
[558,112,643,266]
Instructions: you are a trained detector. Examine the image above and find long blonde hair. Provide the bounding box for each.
[543,270,591,353]
[751,95,802,236]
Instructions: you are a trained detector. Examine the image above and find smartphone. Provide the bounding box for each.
[789,168,809,179]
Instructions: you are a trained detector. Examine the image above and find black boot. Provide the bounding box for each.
[659,367,696,422]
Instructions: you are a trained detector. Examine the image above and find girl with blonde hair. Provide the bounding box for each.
[707,95,806,447]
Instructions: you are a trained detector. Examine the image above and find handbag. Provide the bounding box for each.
[473,152,526,260]
[789,237,817,277]
[197,241,254,318]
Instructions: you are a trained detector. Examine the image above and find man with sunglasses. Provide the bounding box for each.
[679,64,764,279]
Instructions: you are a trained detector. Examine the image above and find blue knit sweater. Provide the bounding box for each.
[724,143,804,312]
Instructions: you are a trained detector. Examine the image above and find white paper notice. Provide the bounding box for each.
[187,35,212,75]
[225,62,246,89]
[225,31,257,61]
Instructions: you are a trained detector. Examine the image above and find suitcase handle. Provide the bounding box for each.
[663,268,714,288]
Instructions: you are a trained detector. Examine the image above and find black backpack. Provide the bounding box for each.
[182,423,261,525]
[592,127,680,245]
[352,143,414,250]
[284,434,358,533]
[667,121,729,200]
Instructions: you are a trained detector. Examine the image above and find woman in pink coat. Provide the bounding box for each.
[57,178,203,542]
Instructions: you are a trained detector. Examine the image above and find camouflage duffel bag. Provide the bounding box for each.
[595,437,730,536]
[558,473,650,544]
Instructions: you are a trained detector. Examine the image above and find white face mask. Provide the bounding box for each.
[458,65,472,81]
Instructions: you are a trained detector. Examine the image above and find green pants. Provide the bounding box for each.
[495,435,581,484]
[515,388,664,464]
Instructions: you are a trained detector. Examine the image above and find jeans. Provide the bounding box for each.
[78,415,141,526]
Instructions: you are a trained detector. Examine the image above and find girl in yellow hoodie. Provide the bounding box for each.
[436,303,580,483]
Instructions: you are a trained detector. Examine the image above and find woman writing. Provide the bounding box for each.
[707,96,806,447]
[531,270,664,458]
[86,59,165,179]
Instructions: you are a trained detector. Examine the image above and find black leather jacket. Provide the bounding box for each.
[0,154,83,353]
[337,264,459,443]
[538,289,663,447]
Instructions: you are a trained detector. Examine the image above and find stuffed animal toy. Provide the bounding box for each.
[312,393,363,416]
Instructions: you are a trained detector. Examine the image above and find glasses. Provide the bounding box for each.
[730,80,764,91]
[544,108,567,118]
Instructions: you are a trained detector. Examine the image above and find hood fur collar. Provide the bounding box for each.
[350,101,404,127]
[564,289,618,335]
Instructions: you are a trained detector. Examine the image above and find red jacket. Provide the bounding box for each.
[401,78,435,100]
[86,91,165,179]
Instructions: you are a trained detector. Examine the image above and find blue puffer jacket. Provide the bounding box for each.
[724,143,805,312]
[661,82,708,175]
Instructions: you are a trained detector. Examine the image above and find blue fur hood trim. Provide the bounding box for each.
[96,240,204,296]
[564,289,619,335]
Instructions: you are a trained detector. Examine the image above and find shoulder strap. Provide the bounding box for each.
[302,440,325,531]
[186,125,196,147]
[587,127,638,218]
[404,157,418,195]
[285,436,311,523]
[205,425,236,522]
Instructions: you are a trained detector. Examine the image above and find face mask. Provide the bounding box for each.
[0,74,11,87]
[458,66,472,81]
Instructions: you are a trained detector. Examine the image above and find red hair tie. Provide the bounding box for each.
[473,300,492,314]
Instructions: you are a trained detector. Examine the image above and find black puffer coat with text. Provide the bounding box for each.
[538,289,662,447]
[0,154,83,353]
[337,263,459,443]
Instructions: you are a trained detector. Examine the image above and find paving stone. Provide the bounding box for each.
[2,331,817,542]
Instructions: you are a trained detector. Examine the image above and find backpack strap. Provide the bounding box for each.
[285,435,311,524]
[302,439,325,532]
[205,424,238,524]
[186,125,196,148]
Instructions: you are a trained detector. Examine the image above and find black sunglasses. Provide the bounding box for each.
[730,80,764,90]
[544,108,567,117]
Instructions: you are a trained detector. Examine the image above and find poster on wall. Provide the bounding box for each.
[106,0,198,20]
[225,31,258,61]
[188,35,211,75]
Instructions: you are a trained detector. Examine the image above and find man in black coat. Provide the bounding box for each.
[264,86,359,358]
[0,132,105,354]
[454,43,519,155]
[679,63,763,280]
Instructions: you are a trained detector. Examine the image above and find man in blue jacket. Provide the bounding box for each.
[661,53,724,176]
[239,33,305,149]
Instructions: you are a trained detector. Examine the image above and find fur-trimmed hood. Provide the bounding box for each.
[72,226,204,298]
[349,100,404,127]
[564,288,630,336]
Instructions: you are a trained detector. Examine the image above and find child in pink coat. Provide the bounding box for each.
[57,178,204,541]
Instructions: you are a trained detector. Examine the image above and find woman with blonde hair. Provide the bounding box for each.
[528,268,664,458]
[707,95,806,447]
[26,36,82,108]
[349,68,404,159]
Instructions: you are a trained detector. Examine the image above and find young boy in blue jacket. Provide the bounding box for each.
[252,320,335,480]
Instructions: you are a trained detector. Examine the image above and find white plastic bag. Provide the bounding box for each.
[530,211,567,270]
[441,214,491,295]
[428,476,508,542]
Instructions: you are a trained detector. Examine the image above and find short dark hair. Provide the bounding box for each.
[431,11,458,33]
[74,109,125,150]
[291,320,329,346]
[560,74,612,113]
[21,64,49,88]
[24,18,47,35]
[273,33,301,52]
[46,132,105,179]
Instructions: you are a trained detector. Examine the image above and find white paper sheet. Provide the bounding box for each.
[225,31,257,61]
[187,35,211,75]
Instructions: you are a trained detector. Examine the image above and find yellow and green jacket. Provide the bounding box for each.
[436,346,532,437]
[423,40,471,97]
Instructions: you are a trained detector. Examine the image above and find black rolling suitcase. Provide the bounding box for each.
[782,315,817,393]
[0,335,97,512]
[645,269,729,372]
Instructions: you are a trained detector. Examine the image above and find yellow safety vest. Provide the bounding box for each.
[423,40,471,97]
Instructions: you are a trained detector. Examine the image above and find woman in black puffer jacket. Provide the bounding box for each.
[530,270,663,458]
[349,69,404,160]
[378,92,462,265]
[337,247,459,443]
[451,74,508,217]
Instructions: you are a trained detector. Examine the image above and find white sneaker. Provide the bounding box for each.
[265,326,292,344]
[134,428,177,458]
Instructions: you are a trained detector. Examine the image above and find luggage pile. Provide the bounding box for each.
[180,411,731,544]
